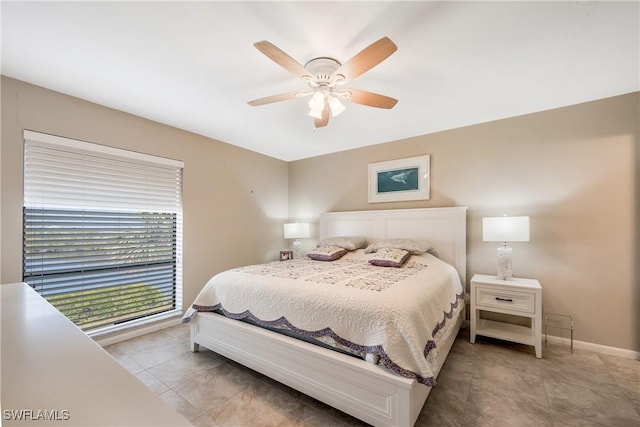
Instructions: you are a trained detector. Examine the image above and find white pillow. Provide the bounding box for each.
[317,236,368,251]
[364,238,433,255]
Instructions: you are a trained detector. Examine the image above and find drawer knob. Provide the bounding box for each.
[495,297,513,302]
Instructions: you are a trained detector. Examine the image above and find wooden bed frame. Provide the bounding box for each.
[190,207,467,427]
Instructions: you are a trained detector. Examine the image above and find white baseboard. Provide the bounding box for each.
[544,334,639,360]
[94,317,182,347]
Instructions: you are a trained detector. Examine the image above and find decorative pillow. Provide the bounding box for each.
[307,245,348,261]
[368,247,411,268]
[364,238,433,255]
[317,236,368,251]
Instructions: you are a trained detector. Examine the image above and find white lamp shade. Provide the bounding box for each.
[483,216,530,242]
[328,96,346,117]
[307,109,323,119]
[308,91,325,111]
[284,222,310,239]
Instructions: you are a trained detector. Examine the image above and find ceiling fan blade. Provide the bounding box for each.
[248,91,309,106]
[343,89,398,109]
[314,103,330,128]
[333,37,397,83]
[254,41,311,79]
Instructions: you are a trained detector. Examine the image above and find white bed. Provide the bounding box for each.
[187,207,467,427]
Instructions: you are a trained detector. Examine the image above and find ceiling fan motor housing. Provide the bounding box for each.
[303,57,342,87]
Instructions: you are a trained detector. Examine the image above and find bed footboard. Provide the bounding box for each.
[190,312,431,427]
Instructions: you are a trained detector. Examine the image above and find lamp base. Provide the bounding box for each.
[292,240,302,259]
[496,245,513,280]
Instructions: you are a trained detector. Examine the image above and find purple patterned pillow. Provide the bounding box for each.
[307,245,348,261]
[369,247,411,268]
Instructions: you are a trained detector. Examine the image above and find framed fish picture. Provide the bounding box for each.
[368,155,430,203]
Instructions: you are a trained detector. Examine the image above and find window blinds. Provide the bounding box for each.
[23,130,183,332]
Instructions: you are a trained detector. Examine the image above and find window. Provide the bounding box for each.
[23,130,183,335]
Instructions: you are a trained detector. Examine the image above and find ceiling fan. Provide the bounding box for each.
[248,37,398,128]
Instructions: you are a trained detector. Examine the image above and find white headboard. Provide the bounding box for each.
[319,207,467,284]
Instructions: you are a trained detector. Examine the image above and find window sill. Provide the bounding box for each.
[90,309,184,346]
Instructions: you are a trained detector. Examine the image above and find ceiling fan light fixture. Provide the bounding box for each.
[308,90,325,111]
[308,108,323,119]
[328,96,345,117]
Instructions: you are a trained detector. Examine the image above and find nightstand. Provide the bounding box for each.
[470,274,542,358]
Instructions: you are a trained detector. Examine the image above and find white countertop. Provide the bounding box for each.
[1,282,191,426]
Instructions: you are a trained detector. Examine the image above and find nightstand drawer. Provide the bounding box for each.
[475,288,535,313]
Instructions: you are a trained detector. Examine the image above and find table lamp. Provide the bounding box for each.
[284,222,310,259]
[483,216,530,280]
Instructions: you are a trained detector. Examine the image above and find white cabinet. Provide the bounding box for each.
[470,274,542,358]
[1,283,191,426]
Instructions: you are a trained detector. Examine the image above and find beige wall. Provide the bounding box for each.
[289,93,639,352]
[1,76,289,317]
[2,76,637,352]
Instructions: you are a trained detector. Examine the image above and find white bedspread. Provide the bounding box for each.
[183,251,464,385]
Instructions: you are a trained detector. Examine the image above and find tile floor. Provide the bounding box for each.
[104,324,639,427]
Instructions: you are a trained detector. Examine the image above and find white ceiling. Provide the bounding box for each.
[2,1,638,161]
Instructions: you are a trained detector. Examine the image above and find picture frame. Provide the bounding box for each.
[368,155,430,203]
[279,250,293,261]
